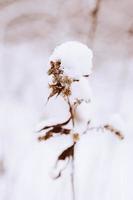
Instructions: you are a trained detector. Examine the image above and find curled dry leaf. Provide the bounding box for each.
[58,143,75,161]
[54,143,75,178]
[38,126,71,141]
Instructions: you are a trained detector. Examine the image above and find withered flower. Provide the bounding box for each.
[47,60,73,100]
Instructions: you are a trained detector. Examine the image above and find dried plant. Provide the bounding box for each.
[38,59,124,200]
[38,60,85,183]
[38,60,124,173]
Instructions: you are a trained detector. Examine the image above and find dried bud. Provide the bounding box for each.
[73,133,80,142]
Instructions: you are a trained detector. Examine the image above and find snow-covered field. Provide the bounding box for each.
[0,0,133,200]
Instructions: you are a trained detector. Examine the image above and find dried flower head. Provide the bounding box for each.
[47,60,74,100]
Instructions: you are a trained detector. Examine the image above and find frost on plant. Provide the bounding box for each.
[38,41,124,179]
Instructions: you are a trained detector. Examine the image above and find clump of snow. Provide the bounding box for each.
[49,41,93,78]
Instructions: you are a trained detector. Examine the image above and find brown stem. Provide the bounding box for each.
[90,0,102,45]
[71,157,75,200]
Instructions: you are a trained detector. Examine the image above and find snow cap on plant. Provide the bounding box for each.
[49,41,93,79]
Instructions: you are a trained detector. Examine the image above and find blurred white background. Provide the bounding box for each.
[0,0,133,199]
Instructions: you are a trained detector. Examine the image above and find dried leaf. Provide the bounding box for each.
[58,143,75,160]
[38,116,71,132]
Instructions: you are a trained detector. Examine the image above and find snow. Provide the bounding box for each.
[20,41,133,200]
[75,129,133,200]
[49,41,93,78]
[0,0,133,199]
[0,42,133,200]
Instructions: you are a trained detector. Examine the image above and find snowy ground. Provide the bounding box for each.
[0,0,133,200]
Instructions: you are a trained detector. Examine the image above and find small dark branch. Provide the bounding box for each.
[0,160,5,176]
[128,28,133,35]
[67,98,75,127]
[83,74,90,78]
[67,98,84,128]
[90,0,102,44]
[83,120,91,134]
[104,124,124,140]
[71,158,75,200]
[128,25,133,36]
[84,122,124,140]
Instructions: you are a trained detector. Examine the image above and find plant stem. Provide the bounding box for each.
[71,156,75,200]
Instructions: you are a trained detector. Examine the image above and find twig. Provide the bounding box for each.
[83,123,124,140]
[90,0,102,45]
[71,157,75,200]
